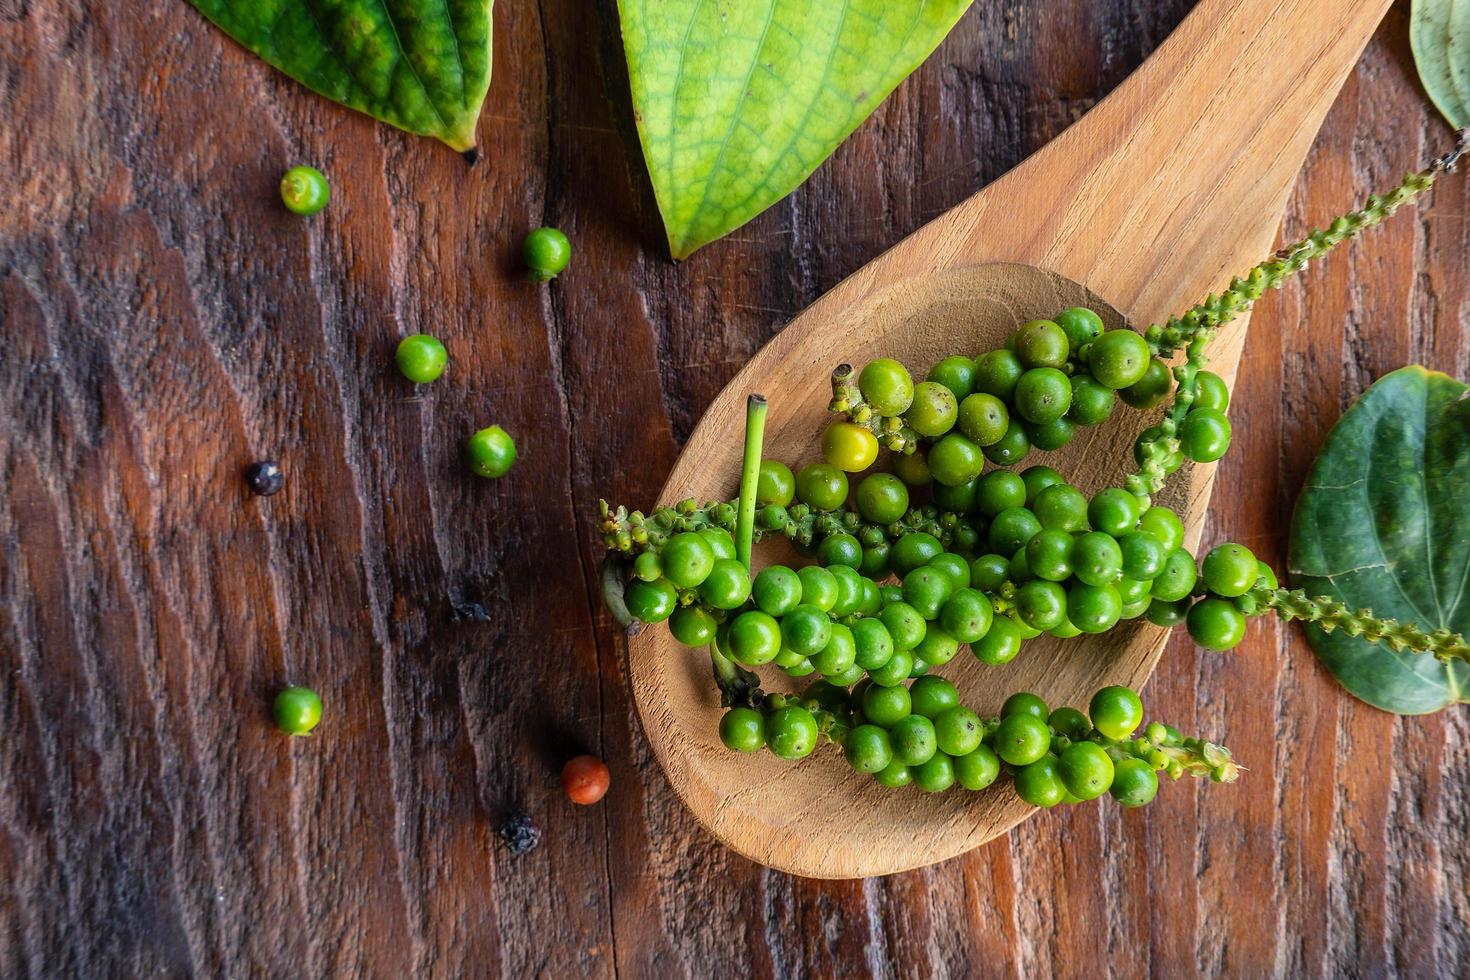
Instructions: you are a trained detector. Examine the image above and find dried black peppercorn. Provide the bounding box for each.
[498,812,540,855]
[245,460,284,496]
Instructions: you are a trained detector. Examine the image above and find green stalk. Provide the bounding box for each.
[1253,586,1470,665]
[736,394,768,572]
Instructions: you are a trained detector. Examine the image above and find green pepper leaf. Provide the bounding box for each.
[618,0,973,259]
[1411,0,1470,129]
[1288,366,1470,714]
[187,0,494,151]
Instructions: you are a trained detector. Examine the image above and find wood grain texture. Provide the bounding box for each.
[0,0,1466,975]
[629,0,1393,879]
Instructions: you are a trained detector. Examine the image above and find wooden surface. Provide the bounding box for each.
[631,0,1392,879]
[1,0,1467,974]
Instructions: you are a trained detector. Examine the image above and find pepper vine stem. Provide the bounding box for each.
[736,394,768,572]
[1251,586,1470,665]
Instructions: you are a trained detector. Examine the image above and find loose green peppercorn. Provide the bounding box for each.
[795,463,849,511]
[973,349,1026,401]
[909,675,960,719]
[523,227,572,281]
[821,421,880,472]
[719,707,766,753]
[972,616,1022,665]
[280,166,330,215]
[766,706,819,759]
[1086,329,1152,389]
[957,392,1010,446]
[466,425,517,478]
[273,685,323,735]
[928,355,978,401]
[994,713,1051,766]
[1110,757,1159,807]
[757,460,796,506]
[1187,597,1248,651]
[1180,408,1232,463]
[858,358,915,415]
[855,473,909,524]
[395,335,448,384]
[1089,686,1143,739]
[624,578,677,623]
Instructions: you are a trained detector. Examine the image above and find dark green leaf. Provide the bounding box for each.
[618,0,973,259]
[188,0,494,151]
[1411,0,1470,129]
[1289,366,1470,713]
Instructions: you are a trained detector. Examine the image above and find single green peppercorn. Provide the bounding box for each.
[523,227,572,281]
[756,460,796,506]
[280,166,330,215]
[273,685,323,735]
[395,335,448,384]
[467,425,517,478]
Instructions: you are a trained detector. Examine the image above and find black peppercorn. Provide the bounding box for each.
[497,812,540,855]
[245,460,284,496]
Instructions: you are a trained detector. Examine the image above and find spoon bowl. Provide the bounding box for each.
[628,0,1393,877]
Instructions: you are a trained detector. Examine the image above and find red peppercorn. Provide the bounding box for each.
[562,755,610,805]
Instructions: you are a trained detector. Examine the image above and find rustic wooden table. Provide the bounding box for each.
[3,0,1467,976]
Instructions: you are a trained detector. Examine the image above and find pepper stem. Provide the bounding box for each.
[1254,586,1470,664]
[736,394,768,572]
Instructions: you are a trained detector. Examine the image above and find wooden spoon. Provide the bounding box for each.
[628,0,1392,878]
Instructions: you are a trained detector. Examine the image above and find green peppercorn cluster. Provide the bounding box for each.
[720,681,1235,805]
[595,133,1470,806]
